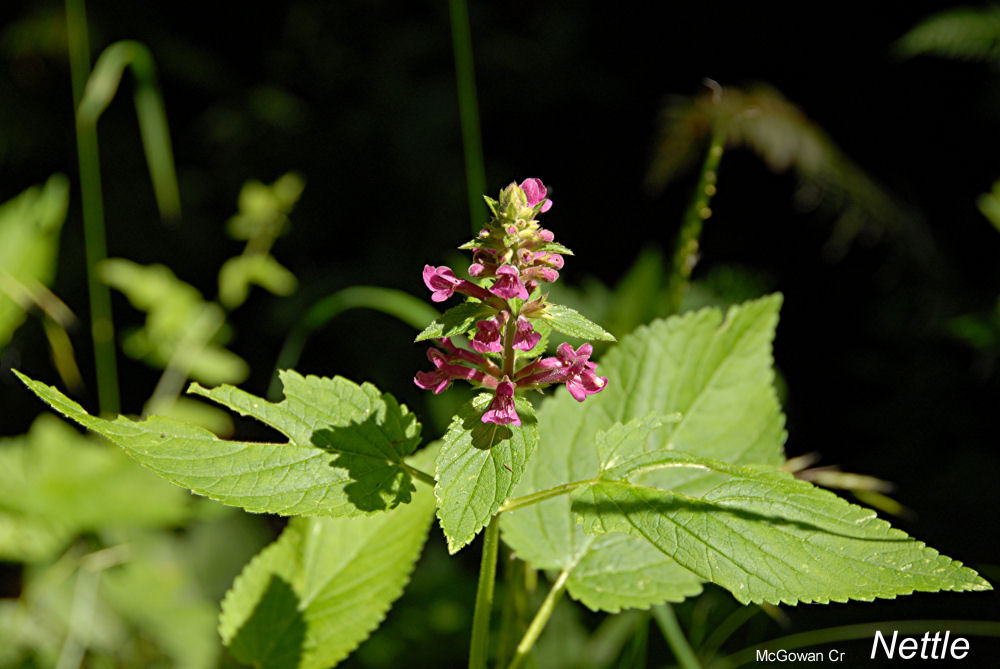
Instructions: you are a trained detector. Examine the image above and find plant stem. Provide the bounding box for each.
[496,553,532,669]
[497,479,594,513]
[447,0,487,233]
[502,310,517,378]
[469,516,501,669]
[66,0,119,414]
[653,604,702,669]
[665,122,727,316]
[506,567,570,669]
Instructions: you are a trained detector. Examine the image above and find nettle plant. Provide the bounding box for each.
[17,179,990,668]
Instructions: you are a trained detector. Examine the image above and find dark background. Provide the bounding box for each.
[2,0,998,664]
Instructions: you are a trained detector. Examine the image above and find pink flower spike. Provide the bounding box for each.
[423,265,461,302]
[520,178,552,213]
[472,317,504,353]
[490,264,529,300]
[512,316,542,351]
[482,378,520,426]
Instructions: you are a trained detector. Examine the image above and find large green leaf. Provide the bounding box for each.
[218,446,437,669]
[15,370,424,518]
[501,296,785,611]
[436,395,537,553]
[0,175,69,349]
[571,451,991,605]
[0,414,191,562]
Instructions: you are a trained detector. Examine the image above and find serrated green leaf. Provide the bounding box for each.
[571,465,991,605]
[501,296,786,611]
[415,302,495,342]
[219,446,436,669]
[15,370,423,518]
[436,395,537,553]
[544,304,616,342]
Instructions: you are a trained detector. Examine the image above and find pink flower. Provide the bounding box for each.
[423,265,461,302]
[423,264,497,304]
[522,266,559,284]
[555,342,607,401]
[512,317,541,351]
[472,317,504,353]
[414,346,498,394]
[534,252,564,269]
[482,378,520,426]
[520,178,552,213]
[514,342,607,401]
[490,264,529,300]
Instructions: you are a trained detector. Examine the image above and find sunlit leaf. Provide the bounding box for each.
[15,370,423,518]
[501,296,786,611]
[571,450,991,605]
[436,395,537,553]
[219,446,437,669]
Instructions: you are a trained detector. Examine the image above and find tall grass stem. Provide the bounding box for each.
[448,0,487,233]
[66,0,119,413]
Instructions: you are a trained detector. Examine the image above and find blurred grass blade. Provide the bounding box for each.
[65,0,118,413]
[77,40,181,220]
[448,0,487,233]
[652,604,702,669]
[42,317,83,393]
[268,286,438,399]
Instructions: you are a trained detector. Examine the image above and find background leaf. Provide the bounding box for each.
[0,175,70,349]
[219,446,437,669]
[16,370,422,518]
[435,394,537,553]
[501,296,786,611]
[0,414,191,562]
